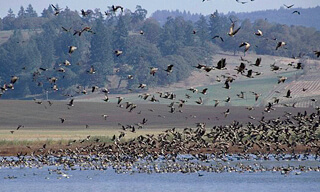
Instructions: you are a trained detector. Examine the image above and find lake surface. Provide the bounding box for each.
[1,158,320,192]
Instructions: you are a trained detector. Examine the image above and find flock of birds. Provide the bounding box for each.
[1,1,320,178]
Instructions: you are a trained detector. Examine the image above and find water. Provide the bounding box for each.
[1,163,320,192]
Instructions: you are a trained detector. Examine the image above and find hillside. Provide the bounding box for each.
[231,6,320,30]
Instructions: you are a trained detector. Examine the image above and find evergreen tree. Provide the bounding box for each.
[18,6,26,18]
[25,4,38,17]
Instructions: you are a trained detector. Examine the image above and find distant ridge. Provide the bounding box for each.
[151,6,320,30]
[231,6,320,30]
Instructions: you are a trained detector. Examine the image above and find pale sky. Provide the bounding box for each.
[0,0,319,18]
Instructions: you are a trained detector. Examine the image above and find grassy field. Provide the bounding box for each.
[0,100,316,141]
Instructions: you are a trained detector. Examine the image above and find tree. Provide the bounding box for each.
[131,5,147,28]
[18,6,26,18]
[25,4,38,17]
[89,18,114,86]
[2,8,15,29]
[195,15,209,45]
[0,18,3,30]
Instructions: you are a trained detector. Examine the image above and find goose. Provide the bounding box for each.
[250,57,262,67]
[67,99,74,107]
[62,27,72,32]
[284,89,292,98]
[59,118,65,123]
[68,46,77,54]
[63,60,71,66]
[51,4,61,16]
[195,97,203,105]
[235,62,246,74]
[228,19,241,37]
[116,96,124,104]
[284,4,294,8]
[138,83,146,89]
[114,50,123,57]
[10,76,19,84]
[314,51,320,57]
[150,67,158,76]
[87,66,95,74]
[276,41,286,50]
[81,9,91,17]
[112,5,124,13]
[52,84,58,91]
[165,65,174,74]
[292,11,300,15]
[278,76,287,84]
[200,88,208,95]
[254,29,263,36]
[215,58,227,69]
[239,42,250,53]
[212,35,224,42]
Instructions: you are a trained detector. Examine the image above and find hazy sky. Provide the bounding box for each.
[0,0,319,18]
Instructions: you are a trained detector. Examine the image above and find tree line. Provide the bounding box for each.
[0,4,319,99]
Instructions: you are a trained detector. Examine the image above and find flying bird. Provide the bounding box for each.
[239,42,250,54]
[51,4,61,16]
[276,41,286,50]
[212,35,224,42]
[284,4,294,9]
[228,19,241,37]
[112,5,124,13]
[292,11,300,15]
[254,29,263,36]
[114,50,123,57]
[68,46,77,54]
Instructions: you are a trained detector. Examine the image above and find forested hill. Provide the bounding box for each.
[231,6,320,30]
[0,4,319,100]
[152,6,320,30]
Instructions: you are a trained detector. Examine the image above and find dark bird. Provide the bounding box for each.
[245,69,254,78]
[276,41,286,50]
[294,62,303,69]
[51,4,61,16]
[112,5,124,12]
[235,62,246,74]
[224,80,230,89]
[91,86,99,93]
[16,125,24,130]
[67,99,74,107]
[250,57,262,67]
[62,27,72,32]
[292,10,300,15]
[215,58,227,69]
[212,35,224,42]
[165,65,174,74]
[59,118,65,123]
[200,88,208,95]
[223,109,230,117]
[314,51,320,58]
[284,89,292,98]
[284,4,294,8]
[195,97,203,105]
[81,9,92,17]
